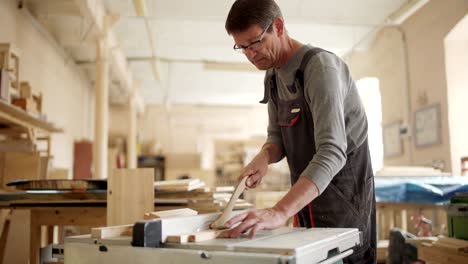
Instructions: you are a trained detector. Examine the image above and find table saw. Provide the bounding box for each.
[63,212,362,264]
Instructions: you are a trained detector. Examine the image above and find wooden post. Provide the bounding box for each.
[127,92,137,169]
[93,18,110,179]
[29,212,40,264]
[107,168,154,226]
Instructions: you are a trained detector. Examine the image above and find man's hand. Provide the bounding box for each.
[221,207,288,238]
[239,149,269,188]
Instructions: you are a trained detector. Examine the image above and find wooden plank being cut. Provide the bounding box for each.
[158,211,247,242]
[144,208,198,219]
[91,224,133,239]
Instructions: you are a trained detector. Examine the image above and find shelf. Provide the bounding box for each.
[0,99,62,134]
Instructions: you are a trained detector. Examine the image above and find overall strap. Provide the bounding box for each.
[259,47,330,104]
[294,47,329,94]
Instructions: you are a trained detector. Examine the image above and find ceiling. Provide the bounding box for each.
[24,0,412,105]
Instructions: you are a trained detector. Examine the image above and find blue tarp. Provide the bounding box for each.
[375,176,468,204]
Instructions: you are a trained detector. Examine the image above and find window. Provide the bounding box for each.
[356,77,383,173]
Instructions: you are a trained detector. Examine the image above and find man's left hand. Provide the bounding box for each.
[221,207,288,238]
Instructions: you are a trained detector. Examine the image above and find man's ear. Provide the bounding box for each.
[273,17,285,37]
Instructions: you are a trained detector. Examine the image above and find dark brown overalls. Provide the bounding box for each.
[260,47,376,263]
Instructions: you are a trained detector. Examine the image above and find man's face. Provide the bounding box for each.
[231,24,277,70]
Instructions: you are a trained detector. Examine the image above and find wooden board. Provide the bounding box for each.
[6,179,107,191]
[154,179,206,192]
[143,208,198,219]
[107,169,154,226]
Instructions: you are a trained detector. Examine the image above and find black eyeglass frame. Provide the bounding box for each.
[233,21,273,53]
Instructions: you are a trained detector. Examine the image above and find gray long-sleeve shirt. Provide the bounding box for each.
[265,45,368,194]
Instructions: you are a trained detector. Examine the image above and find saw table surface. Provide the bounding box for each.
[65,227,361,264]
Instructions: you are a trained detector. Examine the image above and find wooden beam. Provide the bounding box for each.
[127,93,137,169]
[72,0,134,95]
[94,29,109,179]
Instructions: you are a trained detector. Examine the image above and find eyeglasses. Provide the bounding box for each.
[233,22,272,54]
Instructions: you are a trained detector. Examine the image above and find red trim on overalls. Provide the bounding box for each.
[277,114,300,127]
[308,204,315,227]
[293,215,299,227]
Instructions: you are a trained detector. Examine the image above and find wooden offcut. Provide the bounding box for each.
[107,168,154,226]
[166,230,223,244]
[188,230,222,242]
[91,224,133,239]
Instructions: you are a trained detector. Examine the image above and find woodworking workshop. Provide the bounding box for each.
[0,0,467,263]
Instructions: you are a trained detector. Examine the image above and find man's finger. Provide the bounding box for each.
[249,177,262,188]
[238,168,255,181]
[248,223,262,238]
[224,211,248,228]
[246,172,262,187]
[229,218,257,238]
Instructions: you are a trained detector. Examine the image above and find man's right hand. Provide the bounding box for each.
[239,149,269,189]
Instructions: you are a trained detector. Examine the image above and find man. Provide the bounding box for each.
[222,0,376,263]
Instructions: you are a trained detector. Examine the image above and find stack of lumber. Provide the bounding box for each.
[154,178,252,213]
[413,236,468,263]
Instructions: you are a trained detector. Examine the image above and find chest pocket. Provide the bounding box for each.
[276,102,302,127]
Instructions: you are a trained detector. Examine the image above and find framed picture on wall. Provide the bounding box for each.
[414,104,441,148]
[383,121,402,158]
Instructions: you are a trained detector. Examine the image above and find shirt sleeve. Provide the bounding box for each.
[301,64,348,194]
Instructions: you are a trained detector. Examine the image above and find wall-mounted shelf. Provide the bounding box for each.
[0,99,62,135]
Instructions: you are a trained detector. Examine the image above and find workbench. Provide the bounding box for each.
[64,227,361,264]
[0,190,182,264]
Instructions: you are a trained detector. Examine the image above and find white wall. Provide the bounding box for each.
[110,104,269,170]
[346,0,468,172]
[0,0,93,171]
[446,15,468,175]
